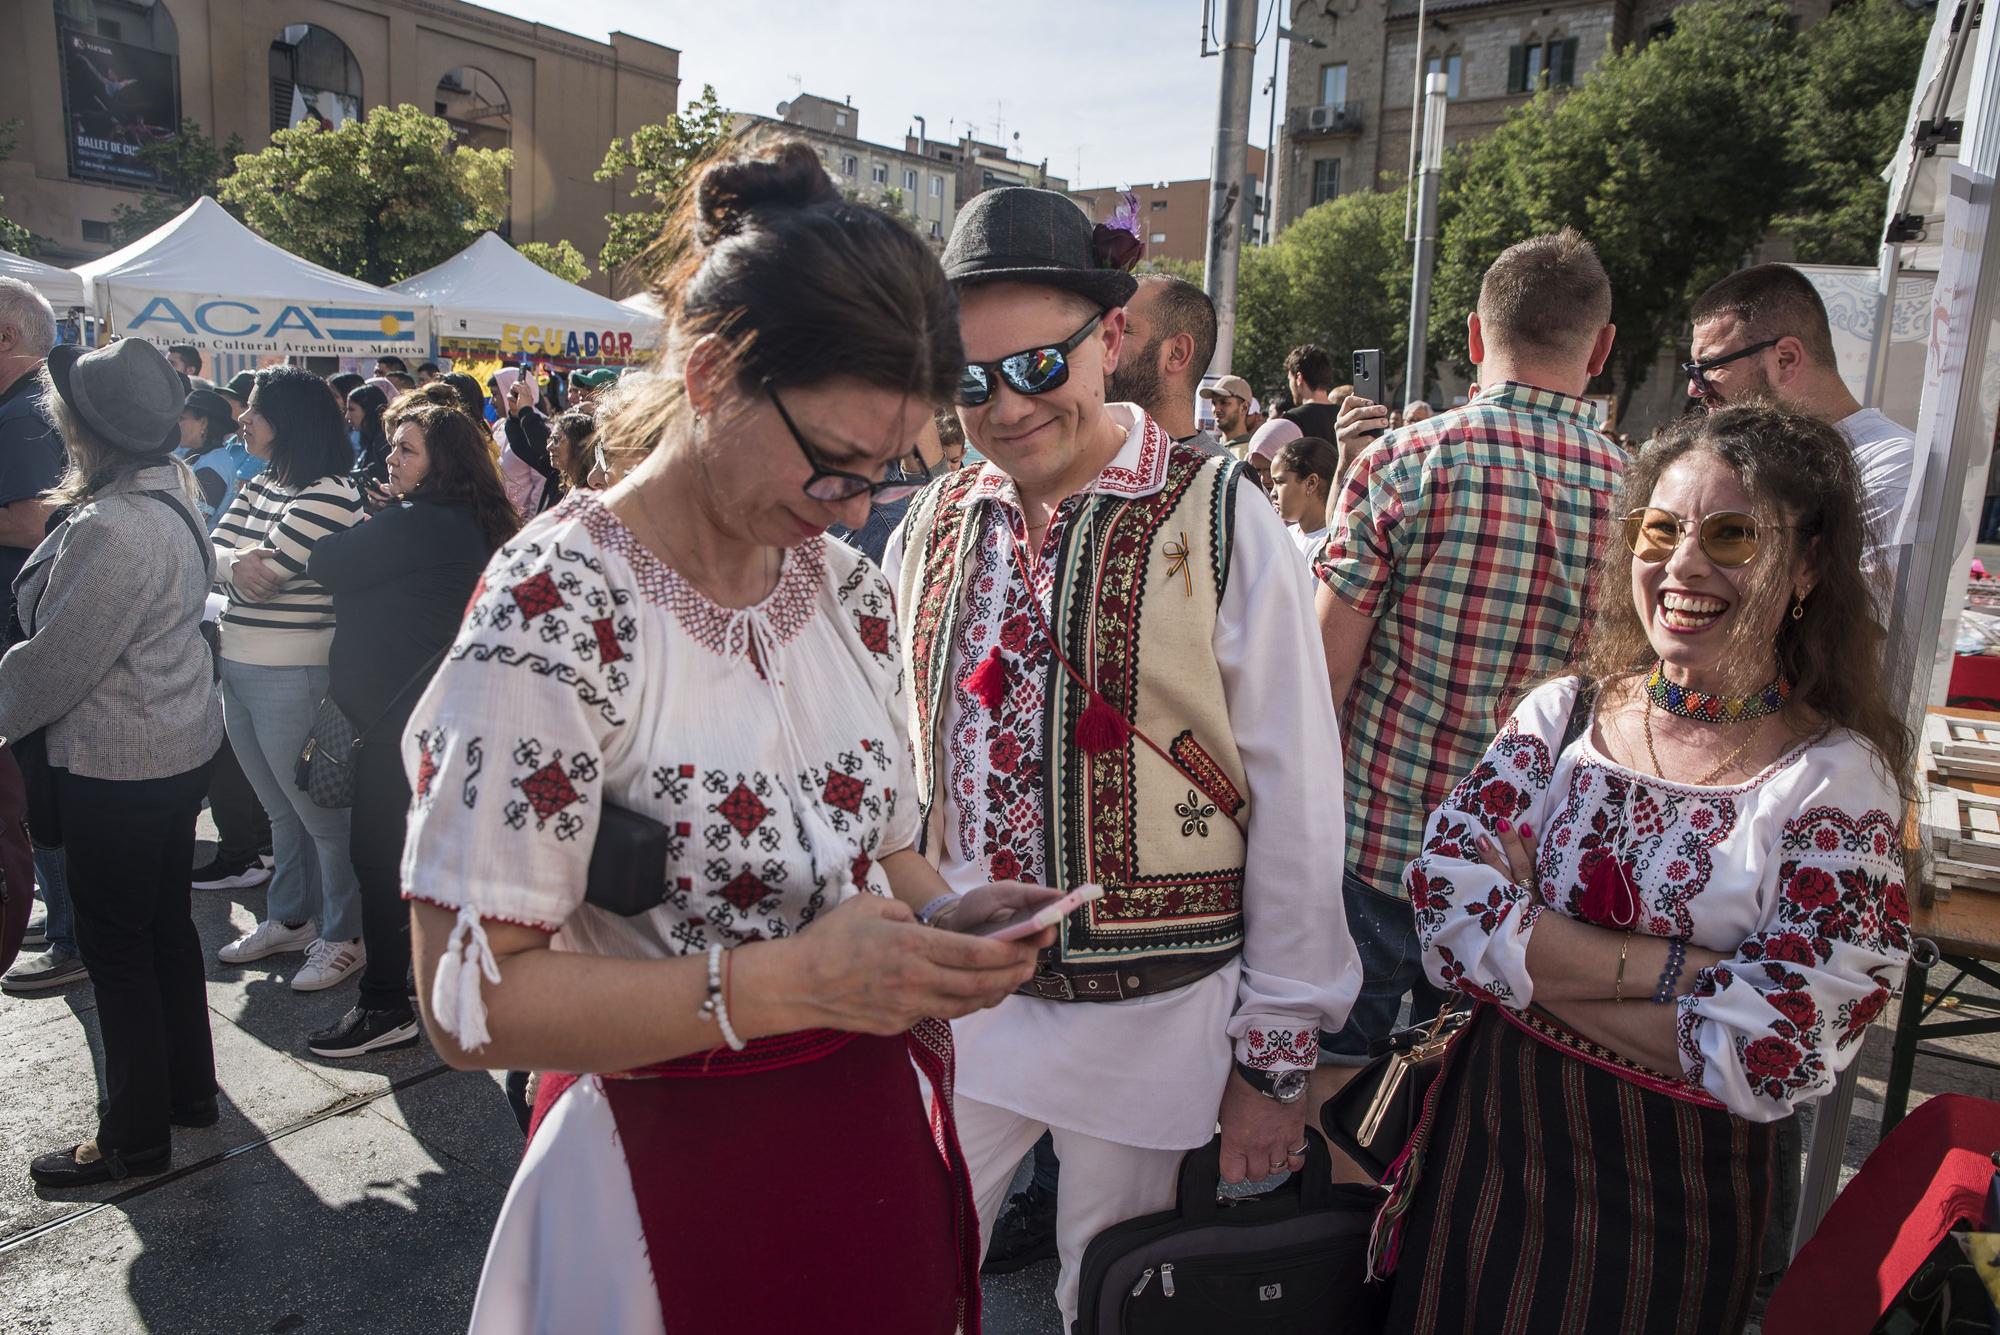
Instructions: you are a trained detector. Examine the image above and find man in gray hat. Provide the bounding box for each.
[884,186,1359,1325]
[1199,373,1256,457]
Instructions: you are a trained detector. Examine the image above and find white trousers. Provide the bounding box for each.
[956,1094,1185,1329]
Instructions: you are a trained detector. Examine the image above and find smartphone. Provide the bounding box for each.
[972,883,1106,941]
[1352,349,1386,440]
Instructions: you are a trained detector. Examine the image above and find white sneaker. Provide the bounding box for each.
[218,917,318,965]
[291,938,366,993]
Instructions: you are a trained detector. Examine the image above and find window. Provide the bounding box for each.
[930,220,942,239]
[1318,62,1349,106]
[1310,158,1340,206]
[904,167,918,191]
[81,219,112,243]
[1426,54,1463,99]
[436,68,510,153]
[930,174,944,197]
[871,162,887,185]
[1149,232,1167,245]
[842,154,858,176]
[1509,37,1578,92]
[269,24,362,134]
[1151,199,1169,210]
[835,111,848,129]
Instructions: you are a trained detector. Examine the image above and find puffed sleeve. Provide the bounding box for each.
[1407,679,1582,1007]
[1675,743,1912,1121]
[399,517,632,1049]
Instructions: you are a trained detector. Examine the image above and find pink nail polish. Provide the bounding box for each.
[1519,822,1533,839]
[1495,818,1511,834]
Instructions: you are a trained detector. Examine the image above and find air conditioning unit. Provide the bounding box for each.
[1307,105,1340,132]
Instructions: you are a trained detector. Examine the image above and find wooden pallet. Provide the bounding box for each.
[1927,714,2000,785]
[1925,784,2000,873]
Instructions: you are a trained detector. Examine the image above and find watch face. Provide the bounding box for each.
[1273,1069,1310,1102]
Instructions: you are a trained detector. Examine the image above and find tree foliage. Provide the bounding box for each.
[219,104,510,286]
[112,119,245,243]
[517,239,591,285]
[0,121,31,255]
[594,86,733,277]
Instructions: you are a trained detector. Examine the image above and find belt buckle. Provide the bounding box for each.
[1029,972,1075,1001]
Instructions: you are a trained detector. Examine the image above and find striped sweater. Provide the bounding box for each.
[212,471,364,666]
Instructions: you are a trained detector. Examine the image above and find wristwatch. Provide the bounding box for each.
[1234,1062,1310,1104]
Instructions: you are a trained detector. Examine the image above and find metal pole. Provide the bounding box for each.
[1861,241,1899,410]
[1262,26,1281,245]
[1403,73,1448,402]
[1404,0,1428,241]
[1204,0,1258,375]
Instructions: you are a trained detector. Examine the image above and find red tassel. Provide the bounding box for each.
[1075,693,1131,754]
[965,646,1009,713]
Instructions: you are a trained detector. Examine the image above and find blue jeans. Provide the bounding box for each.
[36,845,73,954]
[1318,871,1449,1066]
[219,659,361,942]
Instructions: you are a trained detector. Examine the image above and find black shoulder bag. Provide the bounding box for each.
[1320,676,1599,1182]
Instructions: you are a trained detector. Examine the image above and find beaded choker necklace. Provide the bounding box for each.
[1643,662,1791,723]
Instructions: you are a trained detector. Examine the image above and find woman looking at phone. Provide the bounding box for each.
[1382,405,1912,1334]
[400,137,1059,1335]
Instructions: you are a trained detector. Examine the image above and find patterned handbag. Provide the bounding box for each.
[295,696,361,809]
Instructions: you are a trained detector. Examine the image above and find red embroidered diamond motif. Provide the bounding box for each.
[716,782,770,837]
[592,618,625,664]
[415,747,437,799]
[511,571,564,621]
[822,771,867,815]
[851,850,872,884]
[856,613,891,657]
[716,869,772,912]
[520,760,580,820]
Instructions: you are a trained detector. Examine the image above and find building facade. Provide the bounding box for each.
[1273,0,1830,234]
[5,0,680,292]
[1068,147,1266,267]
[739,94,960,245]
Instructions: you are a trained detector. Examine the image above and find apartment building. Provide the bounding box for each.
[1068,146,1267,267]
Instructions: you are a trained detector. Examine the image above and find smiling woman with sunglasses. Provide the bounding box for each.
[397,137,1060,1335]
[1379,403,1913,1335]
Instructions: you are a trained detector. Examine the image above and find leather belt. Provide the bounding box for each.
[1016,949,1238,1004]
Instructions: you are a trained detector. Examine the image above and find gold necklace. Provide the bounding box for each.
[1644,697,1766,787]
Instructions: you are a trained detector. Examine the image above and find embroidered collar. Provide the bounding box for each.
[958,404,1173,512]
[1475,381,1605,429]
[566,490,825,657]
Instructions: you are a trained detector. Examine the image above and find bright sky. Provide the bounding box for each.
[505,0,1291,189]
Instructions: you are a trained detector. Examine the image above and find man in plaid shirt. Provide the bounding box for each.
[1309,229,1625,1123]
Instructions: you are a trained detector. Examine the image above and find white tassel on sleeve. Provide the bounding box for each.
[432,902,503,1052]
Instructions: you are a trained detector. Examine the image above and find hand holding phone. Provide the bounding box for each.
[1352,349,1386,440]
[971,883,1105,940]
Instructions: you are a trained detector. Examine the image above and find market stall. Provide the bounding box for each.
[72,196,431,384]
[391,231,657,370]
[0,245,85,310]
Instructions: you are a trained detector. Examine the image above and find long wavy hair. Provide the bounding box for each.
[1572,404,1915,814]
[392,404,520,553]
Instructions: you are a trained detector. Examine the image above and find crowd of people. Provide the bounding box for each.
[0,128,1921,1335]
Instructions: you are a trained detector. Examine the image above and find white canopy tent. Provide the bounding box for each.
[73,196,430,360]
[619,291,664,322]
[391,231,657,364]
[0,247,85,309]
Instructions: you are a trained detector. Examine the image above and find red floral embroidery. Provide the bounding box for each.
[1742,1035,1801,1081]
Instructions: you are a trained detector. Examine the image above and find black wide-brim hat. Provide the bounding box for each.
[942,186,1139,310]
[47,340,184,458]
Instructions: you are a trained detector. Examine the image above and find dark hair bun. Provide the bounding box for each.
[695,141,841,246]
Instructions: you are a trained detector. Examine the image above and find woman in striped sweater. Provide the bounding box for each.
[210,366,367,993]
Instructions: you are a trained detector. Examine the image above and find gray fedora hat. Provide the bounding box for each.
[46,339,185,457]
[942,186,1139,310]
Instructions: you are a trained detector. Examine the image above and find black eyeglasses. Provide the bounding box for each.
[763,380,929,505]
[1680,338,1780,396]
[956,312,1104,407]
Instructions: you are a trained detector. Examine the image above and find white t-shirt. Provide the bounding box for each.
[1837,407,1918,553]
[1289,524,1328,557]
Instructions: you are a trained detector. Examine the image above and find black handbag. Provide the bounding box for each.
[1320,676,1599,1183]
[1073,1129,1389,1334]
[583,802,673,916]
[295,694,362,808]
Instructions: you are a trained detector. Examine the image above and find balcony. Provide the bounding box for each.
[1288,102,1364,138]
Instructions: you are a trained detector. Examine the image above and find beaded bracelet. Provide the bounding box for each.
[717,945,745,1052]
[695,941,747,1051]
[1651,937,1688,1005]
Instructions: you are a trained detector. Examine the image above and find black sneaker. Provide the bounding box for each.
[192,854,272,891]
[306,1006,420,1059]
[981,1182,1058,1274]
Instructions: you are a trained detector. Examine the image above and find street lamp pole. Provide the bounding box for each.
[1203,0,1258,375]
[1403,72,1449,403]
[1262,26,1326,245]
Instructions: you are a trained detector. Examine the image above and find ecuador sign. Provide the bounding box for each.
[114,293,432,358]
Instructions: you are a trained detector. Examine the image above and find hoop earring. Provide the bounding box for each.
[1790,595,1806,621]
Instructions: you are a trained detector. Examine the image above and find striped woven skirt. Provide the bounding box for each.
[1382,1004,1778,1335]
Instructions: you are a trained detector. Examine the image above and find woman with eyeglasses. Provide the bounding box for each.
[398,137,1057,1334]
[1378,404,1913,1335]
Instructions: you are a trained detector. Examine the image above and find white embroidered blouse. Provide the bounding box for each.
[399,491,918,1049]
[1407,678,1912,1122]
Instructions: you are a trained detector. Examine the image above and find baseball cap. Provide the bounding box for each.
[1199,374,1253,403]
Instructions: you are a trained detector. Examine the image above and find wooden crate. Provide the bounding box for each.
[1924,783,2000,872]
[1927,714,2000,784]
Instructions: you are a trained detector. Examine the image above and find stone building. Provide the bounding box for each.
[5,0,680,293]
[1069,147,1266,267]
[739,94,960,246]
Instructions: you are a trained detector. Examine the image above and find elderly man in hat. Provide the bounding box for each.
[884,187,1360,1324]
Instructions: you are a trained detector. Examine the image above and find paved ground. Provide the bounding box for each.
[1,823,1995,1333]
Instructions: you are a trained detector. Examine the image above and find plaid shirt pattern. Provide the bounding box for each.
[1314,382,1625,896]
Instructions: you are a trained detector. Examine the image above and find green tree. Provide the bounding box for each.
[0,120,31,254]
[518,239,591,285]
[594,86,733,277]
[111,119,245,242]
[220,104,510,286]
[1777,0,1929,264]
[1427,0,1801,415]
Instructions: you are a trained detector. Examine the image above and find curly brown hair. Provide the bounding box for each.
[1571,404,1915,816]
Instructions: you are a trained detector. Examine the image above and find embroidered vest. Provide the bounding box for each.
[896,444,1250,1001]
